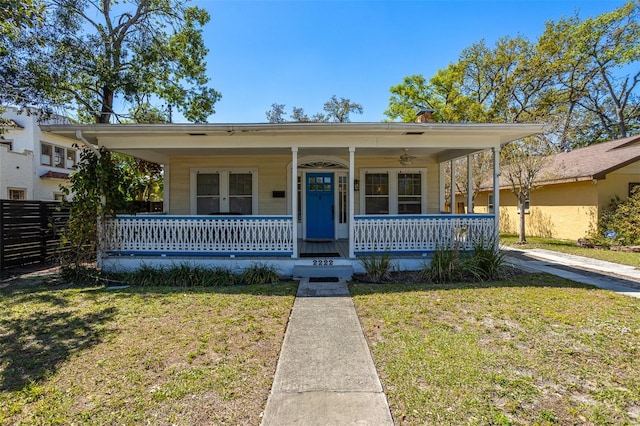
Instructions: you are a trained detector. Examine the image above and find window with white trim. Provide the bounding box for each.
[362,169,426,215]
[191,169,258,215]
[8,188,25,200]
[364,173,389,214]
[40,142,76,169]
[488,194,494,214]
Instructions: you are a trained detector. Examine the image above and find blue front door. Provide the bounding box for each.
[306,173,334,239]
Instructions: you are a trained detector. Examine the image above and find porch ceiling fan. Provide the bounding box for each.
[399,149,416,166]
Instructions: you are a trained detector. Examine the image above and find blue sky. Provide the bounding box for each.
[193,0,625,123]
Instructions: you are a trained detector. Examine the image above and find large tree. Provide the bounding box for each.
[1,0,220,123]
[385,1,639,148]
[266,96,363,123]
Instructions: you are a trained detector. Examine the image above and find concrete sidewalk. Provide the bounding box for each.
[504,247,640,298]
[261,279,393,426]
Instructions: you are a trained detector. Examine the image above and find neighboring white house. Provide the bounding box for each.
[44,119,543,275]
[0,107,77,201]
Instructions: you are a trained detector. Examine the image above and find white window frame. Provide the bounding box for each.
[488,194,494,214]
[360,168,427,215]
[40,142,76,169]
[190,168,258,215]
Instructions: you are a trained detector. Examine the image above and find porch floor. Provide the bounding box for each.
[298,239,349,258]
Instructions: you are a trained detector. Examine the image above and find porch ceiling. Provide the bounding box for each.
[42,122,545,164]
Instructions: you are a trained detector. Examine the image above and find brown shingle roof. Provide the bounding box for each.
[543,134,640,183]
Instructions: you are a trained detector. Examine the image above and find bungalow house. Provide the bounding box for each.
[43,120,543,276]
[474,134,640,241]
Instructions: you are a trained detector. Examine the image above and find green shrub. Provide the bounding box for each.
[420,246,466,283]
[419,239,506,284]
[239,263,280,285]
[592,188,640,246]
[467,238,506,281]
[360,252,393,283]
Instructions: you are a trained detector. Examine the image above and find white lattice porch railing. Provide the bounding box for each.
[102,215,294,256]
[353,214,495,253]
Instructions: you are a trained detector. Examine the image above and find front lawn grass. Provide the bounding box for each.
[0,281,297,425]
[351,275,640,425]
[500,234,640,268]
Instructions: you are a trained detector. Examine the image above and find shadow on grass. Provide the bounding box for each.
[0,298,116,392]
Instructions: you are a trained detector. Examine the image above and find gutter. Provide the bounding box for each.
[75,130,101,157]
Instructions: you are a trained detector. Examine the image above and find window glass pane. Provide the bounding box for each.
[197,173,219,196]
[9,189,25,200]
[398,173,421,195]
[398,197,421,214]
[197,197,219,215]
[41,143,52,165]
[366,197,389,214]
[365,173,388,195]
[54,146,64,168]
[230,197,252,214]
[229,173,252,195]
[66,149,76,168]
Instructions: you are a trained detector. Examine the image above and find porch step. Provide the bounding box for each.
[292,265,354,279]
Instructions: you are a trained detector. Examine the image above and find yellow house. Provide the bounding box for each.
[475,135,640,240]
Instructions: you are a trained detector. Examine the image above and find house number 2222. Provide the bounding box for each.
[312,259,334,266]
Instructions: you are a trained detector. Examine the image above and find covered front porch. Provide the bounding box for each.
[44,121,544,275]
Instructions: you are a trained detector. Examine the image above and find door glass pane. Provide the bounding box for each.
[229,173,252,195]
[197,197,220,215]
[230,197,252,214]
[338,175,347,223]
[197,173,219,196]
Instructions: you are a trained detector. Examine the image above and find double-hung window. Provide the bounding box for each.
[362,169,426,215]
[191,169,257,215]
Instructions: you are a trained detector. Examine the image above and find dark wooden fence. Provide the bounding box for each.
[0,200,70,271]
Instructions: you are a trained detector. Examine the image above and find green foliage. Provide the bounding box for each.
[385,1,640,147]
[112,265,239,287]
[2,0,220,123]
[592,187,640,246]
[239,264,280,285]
[265,96,363,123]
[420,246,466,284]
[467,239,507,281]
[360,252,393,283]
[420,240,506,284]
[59,147,134,272]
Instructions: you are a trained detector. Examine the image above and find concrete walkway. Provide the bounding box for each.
[261,279,393,426]
[504,247,640,298]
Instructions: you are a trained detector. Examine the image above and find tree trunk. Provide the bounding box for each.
[518,193,527,244]
[98,86,114,124]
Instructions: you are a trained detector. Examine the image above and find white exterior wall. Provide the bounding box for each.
[1,107,77,200]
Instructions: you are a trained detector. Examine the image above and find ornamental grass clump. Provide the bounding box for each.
[239,263,280,285]
[360,252,393,283]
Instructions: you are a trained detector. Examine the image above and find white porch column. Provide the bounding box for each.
[162,163,170,213]
[467,155,473,214]
[439,161,446,212]
[291,147,298,258]
[348,147,355,258]
[450,160,456,214]
[493,145,501,240]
